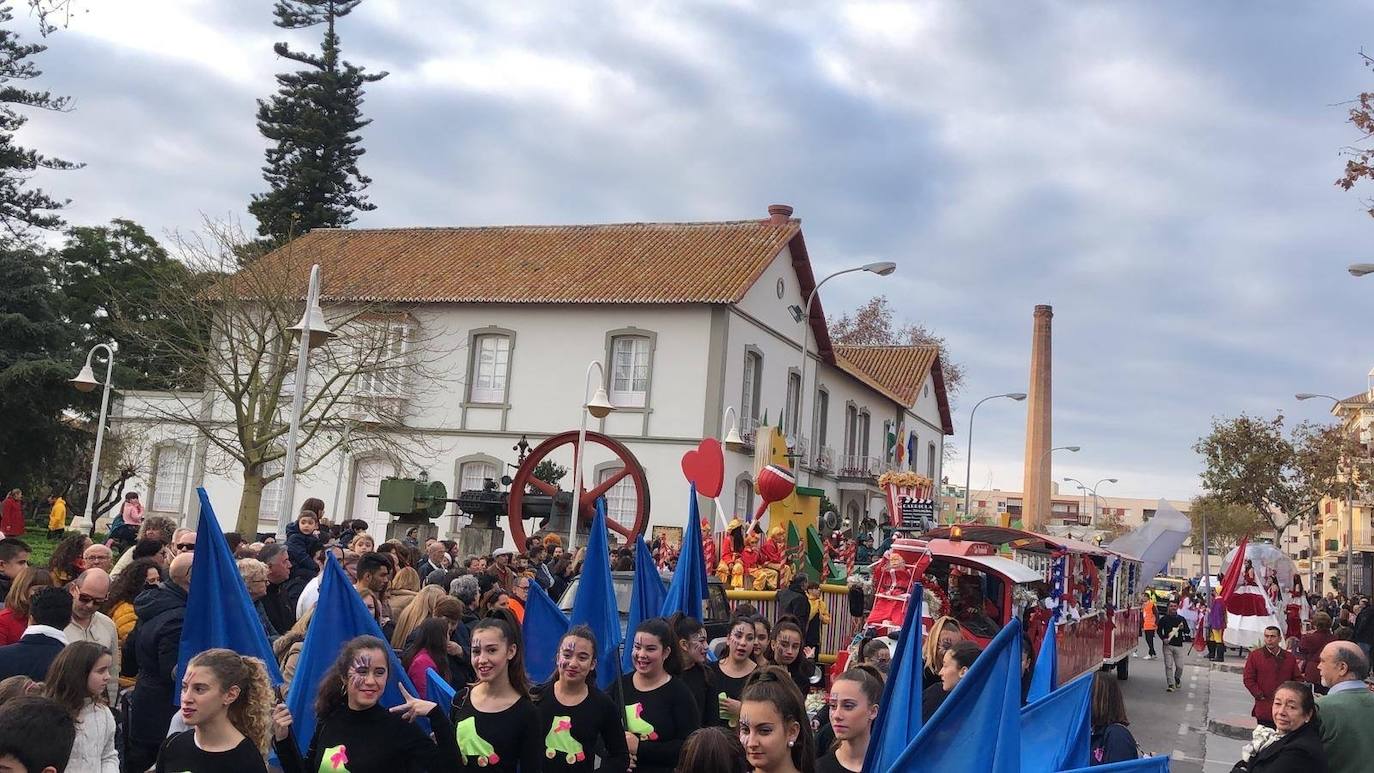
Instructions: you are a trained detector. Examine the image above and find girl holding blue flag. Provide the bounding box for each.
[621,618,701,773]
[272,634,461,773]
[533,625,630,772]
[450,612,542,772]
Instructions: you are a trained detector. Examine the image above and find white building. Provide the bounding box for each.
[111,204,952,546]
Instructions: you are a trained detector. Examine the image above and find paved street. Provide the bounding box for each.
[1118,639,1253,773]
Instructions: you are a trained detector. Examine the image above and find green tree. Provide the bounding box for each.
[0,5,80,237]
[0,241,82,498]
[1193,414,1356,542]
[1187,493,1265,555]
[55,219,209,390]
[248,0,387,243]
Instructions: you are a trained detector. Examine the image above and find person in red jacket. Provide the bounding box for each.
[1241,625,1302,728]
[0,490,23,536]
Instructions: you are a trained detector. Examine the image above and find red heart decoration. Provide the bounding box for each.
[681,438,725,498]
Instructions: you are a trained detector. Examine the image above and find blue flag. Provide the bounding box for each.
[286,554,420,754]
[1063,757,1169,773]
[523,580,571,683]
[661,484,709,622]
[862,583,923,772]
[425,667,457,719]
[1021,672,1092,773]
[622,537,668,674]
[1026,617,1058,703]
[176,488,283,702]
[569,498,624,691]
[889,619,1023,773]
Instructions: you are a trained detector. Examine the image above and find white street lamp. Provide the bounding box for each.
[69,343,116,532]
[1295,391,1355,593]
[794,261,896,484]
[961,392,1027,523]
[721,406,745,452]
[568,360,615,552]
[277,264,335,539]
[1089,477,1119,529]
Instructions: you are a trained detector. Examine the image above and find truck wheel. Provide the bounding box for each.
[1116,656,1129,681]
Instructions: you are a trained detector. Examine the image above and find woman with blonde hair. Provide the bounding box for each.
[387,565,422,619]
[921,616,963,690]
[391,584,447,649]
[0,567,54,644]
[156,648,276,771]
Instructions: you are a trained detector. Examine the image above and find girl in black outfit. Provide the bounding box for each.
[751,617,773,665]
[1230,681,1328,773]
[738,666,816,773]
[157,649,274,773]
[815,666,882,773]
[451,611,543,772]
[768,618,815,699]
[709,616,759,728]
[274,635,460,773]
[621,617,701,773]
[671,613,717,727]
[921,640,981,721]
[533,625,630,772]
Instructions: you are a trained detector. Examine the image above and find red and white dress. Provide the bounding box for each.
[1226,566,1270,616]
[1224,562,1281,649]
[1284,588,1309,639]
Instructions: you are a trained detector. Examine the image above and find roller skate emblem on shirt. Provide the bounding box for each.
[625,702,658,740]
[544,715,586,763]
[319,744,350,772]
[456,716,501,766]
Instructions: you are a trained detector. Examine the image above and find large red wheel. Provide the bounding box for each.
[506,430,651,547]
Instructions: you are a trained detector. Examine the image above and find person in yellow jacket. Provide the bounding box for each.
[46,494,67,539]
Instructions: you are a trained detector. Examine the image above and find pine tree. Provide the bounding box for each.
[249,0,387,243]
[0,4,80,237]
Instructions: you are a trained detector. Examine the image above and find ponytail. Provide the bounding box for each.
[187,649,274,755]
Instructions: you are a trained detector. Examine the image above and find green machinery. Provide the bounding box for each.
[376,472,453,523]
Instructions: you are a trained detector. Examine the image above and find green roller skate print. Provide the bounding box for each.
[456,716,501,767]
[625,702,658,740]
[718,691,738,728]
[319,744,351,772]
[544,715,586,763]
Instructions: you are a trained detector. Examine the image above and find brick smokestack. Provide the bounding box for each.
[767,204,794,225]
[1022,305,1053,531]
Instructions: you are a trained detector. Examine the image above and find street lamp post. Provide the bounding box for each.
[568,360,615,552]
[962,392,1028,523]
[1296,392,1356,594]
[1089,477,1119,529]
[793,261,896,485]
[69,343,117,533]
[278,264,335,540]
[1063,477,1089,526]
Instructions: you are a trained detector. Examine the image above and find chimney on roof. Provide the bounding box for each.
[767,204,794,225]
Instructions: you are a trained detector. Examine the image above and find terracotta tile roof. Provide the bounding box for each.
[1338,391,1370,406]
[254,220,800,305]
[834,345,954,434]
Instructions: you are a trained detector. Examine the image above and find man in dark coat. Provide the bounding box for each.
[777,575,810,625]
[1242,625,1301,728]
[0,587,72,680]
[125,552,191,773]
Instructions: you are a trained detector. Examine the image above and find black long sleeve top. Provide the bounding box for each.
[619,674,700,773]
[277,703,459,773]
[450,693,543,773]
[534,685,630,773]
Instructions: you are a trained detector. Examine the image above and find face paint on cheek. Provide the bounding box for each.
[351,653,373,690]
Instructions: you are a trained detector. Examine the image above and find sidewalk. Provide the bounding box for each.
[1199,662,1252,773]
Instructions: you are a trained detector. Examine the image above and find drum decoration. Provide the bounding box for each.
[751,463,796,528]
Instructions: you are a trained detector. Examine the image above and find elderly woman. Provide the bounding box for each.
[236,557,278,642]
[1231,681,1327,772]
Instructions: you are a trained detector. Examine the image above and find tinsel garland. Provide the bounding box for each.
[1049,550,1067,622]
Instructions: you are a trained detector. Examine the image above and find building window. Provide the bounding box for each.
[459,460,499,494]
[598,466,637,530]
[258,458,284,525]
[150,443,190,512]
[469,334,511,403]
[783,371,801,436]
[882,420,894,462]
[927,442,936,478]
[858,411,871,457]
[734,477,754,520]
[350,457,398,534]
[357,321,410,397]
[814,389,829,448]
[609,334,652,407]
[742,350,762,421]
[844,404,858,456]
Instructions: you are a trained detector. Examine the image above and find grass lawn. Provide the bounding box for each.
[8,529,106,568]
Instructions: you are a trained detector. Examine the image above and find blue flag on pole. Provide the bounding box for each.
[1021,672,1093,773]
[425,667,457,719]
[523,580,570,683]
[286,554,420,755]
[176,488,284,701]
[661,483,709,622]
[569,498,624,691]
[1026,617,1058,703]
[1063,757,1170,773]
[888,619,1023,773]
[623,537,668,674]
[862,583,923,773]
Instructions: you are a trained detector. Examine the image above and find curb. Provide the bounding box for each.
[1208,716,1256,740]
[1209,661,1245,675]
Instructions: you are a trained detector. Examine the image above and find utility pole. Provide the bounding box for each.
[1201,508,1209,600]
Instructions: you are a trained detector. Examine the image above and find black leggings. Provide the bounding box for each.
[1144,630,1157,656]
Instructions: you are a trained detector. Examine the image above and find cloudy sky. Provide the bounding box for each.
[24,0,1374,501]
